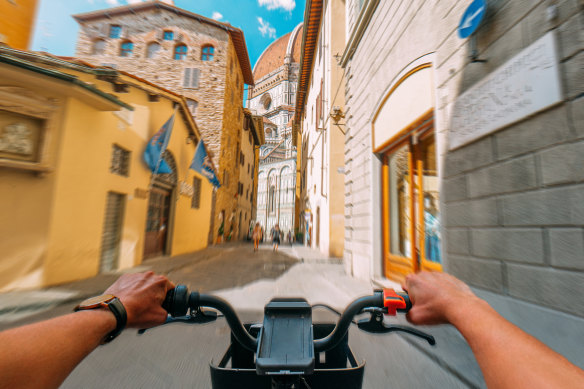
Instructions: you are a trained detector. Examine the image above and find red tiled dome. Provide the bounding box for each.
[253,23,303,81]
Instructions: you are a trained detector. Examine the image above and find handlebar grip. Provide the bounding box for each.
[383,289,411,315]
[395,292,412,312]
[162,285,189,317]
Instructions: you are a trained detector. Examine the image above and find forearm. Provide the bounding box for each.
[0,310,116,389]
[449,299,584,389]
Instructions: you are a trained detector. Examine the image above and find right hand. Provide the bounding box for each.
[402,271,480,325]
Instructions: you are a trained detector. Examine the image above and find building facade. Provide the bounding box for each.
[338,0,583,372]
[0,0,39,50]
[0,47,215,291]
[295,0,346,257]
[72,0,254,243]
[247,24,303,237]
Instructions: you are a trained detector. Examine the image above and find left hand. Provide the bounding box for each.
[104,271,174,329]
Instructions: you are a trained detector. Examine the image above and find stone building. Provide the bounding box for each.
[334,0,583,376]
[72,0,254,243]
[295,0,346,257]
[247,23,303,238]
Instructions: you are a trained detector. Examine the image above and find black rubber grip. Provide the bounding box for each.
[396,292,412,312]
[162,285,189,317]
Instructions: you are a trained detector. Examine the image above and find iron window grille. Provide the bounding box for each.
[110,144,130,176]
[192,177,202,209]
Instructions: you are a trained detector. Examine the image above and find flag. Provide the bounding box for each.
[190,140,221,188]
[143,112,175,174]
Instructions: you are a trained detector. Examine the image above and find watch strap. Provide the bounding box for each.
[102,297,127,343]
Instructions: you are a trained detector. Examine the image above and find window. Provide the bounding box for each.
[191,177,202,209]
[183,68,200,88]
[120,41,133,57]
[174,44,187,60]
[163,30,174,40]
[382,118,442,281]
[110,144,130,176]
[93,39,106,55]
[186,99,198,116]
[146,42,160,58]
[109,25,122,39]
[201,45,214,61]
[269,185,276,213]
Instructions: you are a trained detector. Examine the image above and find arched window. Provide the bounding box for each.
[92,39,106,55]
[146,42,160,59]
[174,44,187,60]
[120,41,133,57]
[201,45,214,61]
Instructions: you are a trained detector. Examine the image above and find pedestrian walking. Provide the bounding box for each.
[288,230,293,246]
[252,222,261,252]
[272,224,281,251]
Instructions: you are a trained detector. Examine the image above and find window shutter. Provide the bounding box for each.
[183,68,191,87]
[191,68,200,88]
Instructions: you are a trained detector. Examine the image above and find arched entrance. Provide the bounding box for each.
[373,62,442,283]
[144,151,178,259]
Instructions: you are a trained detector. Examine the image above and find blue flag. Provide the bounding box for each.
[143,112,175,174]
[190,140,221,188]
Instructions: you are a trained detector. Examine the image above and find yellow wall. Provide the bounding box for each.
[0,0,38,50]
[1,59,213,290]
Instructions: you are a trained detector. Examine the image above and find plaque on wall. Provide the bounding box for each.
[0,110,44,163]
[449,31,563,150]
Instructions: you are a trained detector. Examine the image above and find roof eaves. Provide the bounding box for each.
[0,53,133,111]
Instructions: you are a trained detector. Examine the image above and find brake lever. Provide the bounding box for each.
[357,309,436,345]
[137,308,218,335]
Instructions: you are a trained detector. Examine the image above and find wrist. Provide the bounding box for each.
[445,295,490,328]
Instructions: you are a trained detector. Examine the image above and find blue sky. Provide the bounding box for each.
[31,0,306,77]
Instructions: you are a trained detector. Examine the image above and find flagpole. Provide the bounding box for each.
[148,106,178,193]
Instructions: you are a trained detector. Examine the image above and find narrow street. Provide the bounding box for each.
[0,243,483,388]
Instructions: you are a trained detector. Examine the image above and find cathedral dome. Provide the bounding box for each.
[253,22,303,82]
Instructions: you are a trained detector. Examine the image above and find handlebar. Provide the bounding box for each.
[162,286,415,352]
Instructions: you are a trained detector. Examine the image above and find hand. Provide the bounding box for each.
[402,271,480,325]
[104,271,174,329]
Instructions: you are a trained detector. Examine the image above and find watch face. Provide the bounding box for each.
[78,294,116,309]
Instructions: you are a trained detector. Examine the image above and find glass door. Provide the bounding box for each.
[382,121,442,282]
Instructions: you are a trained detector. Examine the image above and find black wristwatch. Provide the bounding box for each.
[74,294,127,343]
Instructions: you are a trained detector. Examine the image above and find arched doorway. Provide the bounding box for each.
[144,151,178,259]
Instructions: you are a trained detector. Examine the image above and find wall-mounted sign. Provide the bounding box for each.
[458,0,487,39]
[449,32,562,150]
[134,188,149,199]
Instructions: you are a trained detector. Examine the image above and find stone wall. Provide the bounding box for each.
[74,7,244,168]
[342,0,584,369]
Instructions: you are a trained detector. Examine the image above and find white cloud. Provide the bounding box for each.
[257,17,276,39]
[212,11,223,20]
[126,0,144,4]
[258,0,295,11]
[105,0,119,5]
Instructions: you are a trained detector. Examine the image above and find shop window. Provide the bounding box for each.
[92,39,106,55]
[109,25,122,39]
[146,42,160,58]
[110,144,130,176]
[382,117,441,282]
[119,41,133,57]
[174,44,187,60]
[201,45,214,61]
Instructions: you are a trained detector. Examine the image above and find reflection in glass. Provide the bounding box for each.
[420,135,441,264]
[388,144,411,258]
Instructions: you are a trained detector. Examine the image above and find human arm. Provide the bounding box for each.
[0,271,174,389]
[402,271,584,389]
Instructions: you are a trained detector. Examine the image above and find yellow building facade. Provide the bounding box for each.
[0,48,214,291]
[0,0,38,50]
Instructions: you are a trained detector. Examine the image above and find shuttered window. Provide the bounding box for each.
[192,176,202,209]
[183,68,200,88]
[110,144,130,176]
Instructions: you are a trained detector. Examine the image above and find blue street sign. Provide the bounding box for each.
[458,0,487,39]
